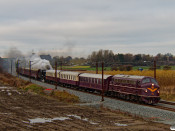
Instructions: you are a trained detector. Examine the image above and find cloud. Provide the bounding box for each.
[0,0,175,58]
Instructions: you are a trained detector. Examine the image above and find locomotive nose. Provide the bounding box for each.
[147,83,159,95]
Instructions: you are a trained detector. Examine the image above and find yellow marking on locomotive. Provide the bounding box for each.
[147,84,157,93]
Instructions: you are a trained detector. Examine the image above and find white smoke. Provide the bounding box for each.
[17,53,52,70]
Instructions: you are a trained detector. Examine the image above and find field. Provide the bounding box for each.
[62,65,175,71]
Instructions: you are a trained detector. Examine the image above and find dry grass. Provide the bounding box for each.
[0,73,30,88]
[51,90,79,103]
[0,73,79,103]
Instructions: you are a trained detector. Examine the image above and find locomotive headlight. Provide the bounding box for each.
[157,90,160,93]
[145,89,147,93]
[143,88,147,93]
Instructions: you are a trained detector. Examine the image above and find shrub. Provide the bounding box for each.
[111,65,118,71]
[125,65,133,71]
[163,65,171,70]
[119,65,125,71]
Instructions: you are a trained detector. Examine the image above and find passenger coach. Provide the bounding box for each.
[79,73,112,92]
[59,71,81,87]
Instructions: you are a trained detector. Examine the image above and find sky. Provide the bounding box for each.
[0,0,175,58]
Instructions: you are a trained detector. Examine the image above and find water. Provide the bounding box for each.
[29,117,70,124]
[115,123,128,126]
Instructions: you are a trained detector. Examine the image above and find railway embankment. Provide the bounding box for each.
[0,73,171,130]
[14,73,175,126]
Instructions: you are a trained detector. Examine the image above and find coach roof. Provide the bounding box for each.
[60,71,81,76]
[79,73,112,79]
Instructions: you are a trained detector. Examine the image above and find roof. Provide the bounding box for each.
[60,71,81,76]
[113,74,145,80]
[79,73,112,79]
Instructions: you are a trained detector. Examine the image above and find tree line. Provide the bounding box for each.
[40,50,175,69]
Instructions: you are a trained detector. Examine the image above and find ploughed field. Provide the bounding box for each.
[0,74,170,130]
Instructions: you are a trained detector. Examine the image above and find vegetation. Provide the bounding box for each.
[24,84,44,94]
[41,50,175,69]
[0,73,79,103]
[51,90,79,103]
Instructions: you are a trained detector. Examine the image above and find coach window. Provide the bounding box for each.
[95,79,97,84]
[99,79,102,84]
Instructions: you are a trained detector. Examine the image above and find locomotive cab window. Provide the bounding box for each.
[151,78,158,85]
[142,78,150,84]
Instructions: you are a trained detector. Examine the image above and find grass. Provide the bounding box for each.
[24,84,44,94]
[51,90,79,103]
[0,73,79,103]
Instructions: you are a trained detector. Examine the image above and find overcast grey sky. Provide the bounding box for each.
[1,0,175,58]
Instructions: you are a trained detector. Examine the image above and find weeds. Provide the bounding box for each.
[0,73,80,103]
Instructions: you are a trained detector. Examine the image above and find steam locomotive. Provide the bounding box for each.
[16,68,160,104]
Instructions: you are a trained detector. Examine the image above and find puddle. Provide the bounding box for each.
[82,118,88,122]
[52,117,70,121]
[67,114,98,125]
[29,117,70,124]
[8,92,12,95]
[0,113,11,115]
[13,90,22,94]
[115,123,128,126]
[67,115,81,120]
[89,121,98,125]
[0,87,8,89]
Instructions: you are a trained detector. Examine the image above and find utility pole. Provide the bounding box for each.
[29,61,32,82]
[61,61,62,70]
[96,62,98,74]
[55,61,57,89]
[17,60,19,78]
[11,59,13,75]
[101,61,104,101]
[154,59,156,80]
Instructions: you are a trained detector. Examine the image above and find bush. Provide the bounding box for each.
[149,66,161,70]
[119,65,125,71]
[163,65,172,70]
[118,65,133,71]
[125,65,133,71]
[111,64,118,71]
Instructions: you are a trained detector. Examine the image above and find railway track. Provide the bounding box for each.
[159,100,175,106]
[20,74,175,113]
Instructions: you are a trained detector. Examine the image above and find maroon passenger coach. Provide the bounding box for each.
[79,73,112,92]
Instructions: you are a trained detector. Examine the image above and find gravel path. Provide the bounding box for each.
[18,75,175,126]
